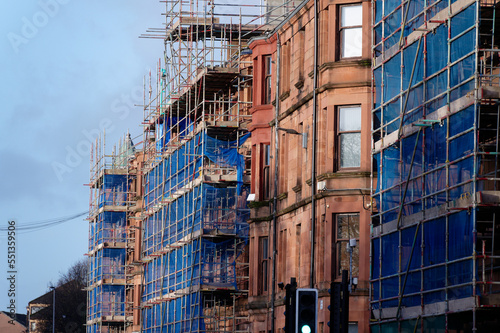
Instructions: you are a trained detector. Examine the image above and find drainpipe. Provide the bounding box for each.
[271,33,281,333]
[310,0,319,289]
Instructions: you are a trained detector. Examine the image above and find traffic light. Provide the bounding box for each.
[328,270,349,333]
[284,278,297,333]
[295,288,318,333]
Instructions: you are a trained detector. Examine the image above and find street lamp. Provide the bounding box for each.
[50,286,55,333]
[277,127,308,149]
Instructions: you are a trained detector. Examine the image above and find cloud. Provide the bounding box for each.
[0,150,81,208]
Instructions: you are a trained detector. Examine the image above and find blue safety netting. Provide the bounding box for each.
[204,132,251,193]
[89,211,127,251]
[374,211,475,309]
[99,174,127,207]
[141,294,205,333]
[87,285,125,321]
[143,184,250,256]
[145,131,250,208]
[372,1,480,314]
[88,248,125,286]
[142,237,245,305]
[142,123,250,331]
[156,116,194,152]
[371,316,447,332]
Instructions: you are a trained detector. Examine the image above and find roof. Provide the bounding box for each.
[28,281,72,306]
[248,0,309,45]
[0,311,27,333]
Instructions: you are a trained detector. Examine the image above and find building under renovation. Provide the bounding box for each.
[371,0,500,330]
[87,134,141,333]
[87,1,297,332]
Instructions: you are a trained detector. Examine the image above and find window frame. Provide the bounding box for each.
[263,55,273,104]
[339,3,363,59]
[337,105,362,170]
[262,143,271,200]
[258,236,269,293]
[333,213,360,280]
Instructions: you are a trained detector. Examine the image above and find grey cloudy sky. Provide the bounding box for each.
[0,0,164,312]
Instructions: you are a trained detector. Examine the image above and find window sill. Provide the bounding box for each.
[294,79,304,89]
[317,59,371,73]
[317,170,370,181]
[277,192,288,201]
[279,90,290,101]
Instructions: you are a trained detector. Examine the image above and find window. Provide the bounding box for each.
[259,237,269,293]
[349,322,359,333]
[340,4,362,58]
[338,105,361,168]
[279,229,287,283]
[263,55,273,104]
[262,144,271,200]
[296,29,305,86]
[334,214,359,278]
[279,133,288,193]
[281,41,291,93]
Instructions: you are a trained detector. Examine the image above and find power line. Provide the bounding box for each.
[0,211,87,234]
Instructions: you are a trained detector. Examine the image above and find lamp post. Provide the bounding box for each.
[50,286,55,333]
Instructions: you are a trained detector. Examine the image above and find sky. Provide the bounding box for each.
[0,0,165,313]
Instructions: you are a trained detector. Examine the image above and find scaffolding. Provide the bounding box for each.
[88,134,138,333]
[136,0,297,331]
[371,0,500,330]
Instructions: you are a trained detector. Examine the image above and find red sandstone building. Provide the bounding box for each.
[247,0,372,331]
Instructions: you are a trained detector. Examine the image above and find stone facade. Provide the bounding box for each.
[248,0,372,331]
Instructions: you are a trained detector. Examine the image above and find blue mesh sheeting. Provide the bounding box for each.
[384,55,401,102]
[101,285,125,316]
[371,0,482,321]
[203,132,251,193]
[450,55,475,87]
[401,226,421,271]
[374,67,382,109]
[381,232,399,277]
[86,285,125,322]
[382,144,400,190]
[425,122,447,172]
[88,248,125,286]
[424,218,446,266]
[381,276,399,306]
[450,78,475,102]
[141,294,206,333]
[141,125,250,331]
[156,116,194,152]
[383,98,400,134]
[449,211,473,260]
[450,3,476,38]
[99,174,127,207]
[403,41,424,88]
[426,25,447,76]
[449,105,474,136]
[384,0,401,18]
[142,184,250,256]
[426,72,447,101]
[372,238,380,280]
[450,30,475,63]
[89,212,127,251]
